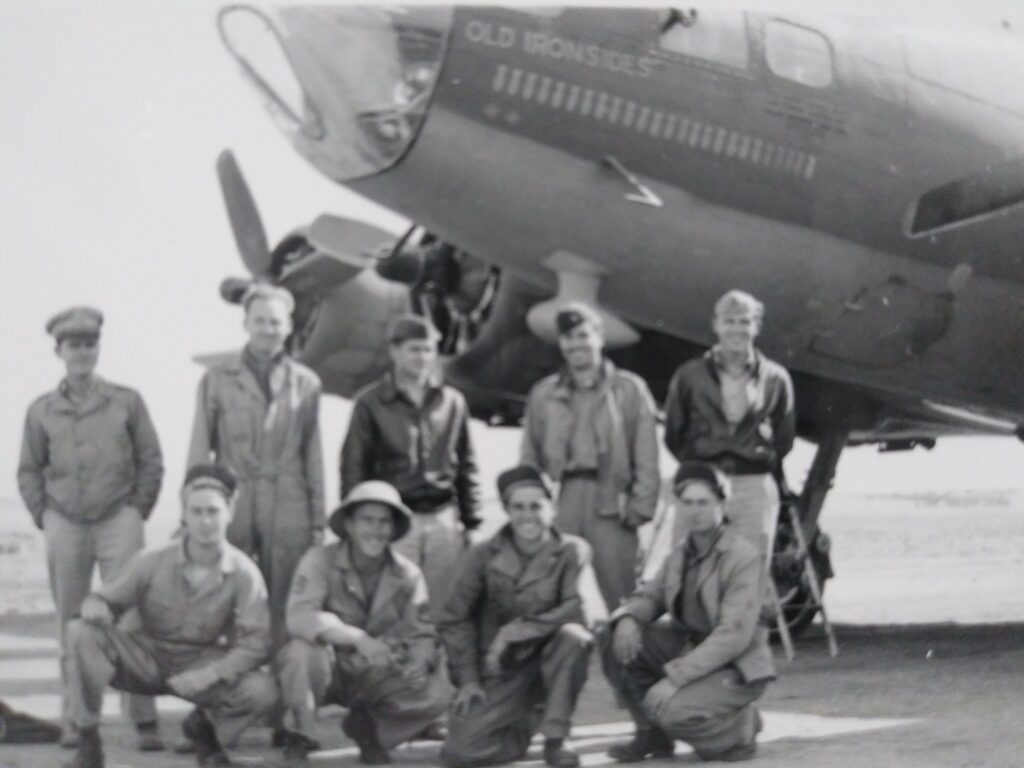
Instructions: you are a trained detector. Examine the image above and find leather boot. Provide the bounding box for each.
[342,708,391,765]
[543,738,581,768]
[181,708,232,767]
[607,728,675,763]
[63,727,103,768]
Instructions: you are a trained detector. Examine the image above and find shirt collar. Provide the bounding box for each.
[332,538,398,573]
[685,523,726,563]
[242,345,286,370]
[555,358,613,396]
[379,370,443,403]
[709,346,760,378]
[175,537,238,574]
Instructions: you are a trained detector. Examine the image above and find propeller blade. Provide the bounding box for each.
[216,149,273,276]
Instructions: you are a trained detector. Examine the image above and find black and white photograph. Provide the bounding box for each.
[1,2,1023,767]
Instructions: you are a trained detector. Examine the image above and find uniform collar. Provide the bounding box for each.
[707,346,761,381]
[332,537,399,573]
[54,376,111,413]
[487,524,563,580]
[554,359,614,399]
[242,344,286,371]
[378,370,444,404]
[174,537,238,574]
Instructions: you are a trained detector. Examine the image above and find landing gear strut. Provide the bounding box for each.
[772,430,848,638]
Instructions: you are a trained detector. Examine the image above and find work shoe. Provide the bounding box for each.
[342,708,391,765]
[280,739,313,768]
[173,707,199,754]
[63,727,103,768]
[607,728,675,763]
[135,721,166,752]
[181,708,232,767]
[543,738,580,768]
[718,740,757,762]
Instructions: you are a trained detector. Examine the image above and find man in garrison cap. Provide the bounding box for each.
[62,466,277,768]
[276,480,449,766]
[520,302,660,614]
[188,283,325,651]
[17,306,165,751]
[340,313,481,619]
[440,464,601,768]
[602,461,774,763]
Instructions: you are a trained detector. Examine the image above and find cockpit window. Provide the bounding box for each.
[659,8,749,70]
[765,20,833,88]
[218,5,453,183]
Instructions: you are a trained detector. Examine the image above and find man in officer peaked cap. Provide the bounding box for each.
[18,305,164,751]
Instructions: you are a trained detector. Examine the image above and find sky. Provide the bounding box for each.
[2,1,1023,542]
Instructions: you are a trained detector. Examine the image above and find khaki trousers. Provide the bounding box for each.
[391,505,464,619]
[65,620,277,745]
[723,473,780,561]
[601,623,766,759]
[43,507,156,729]
[277,638,449,748]
[442,624,593,768]
[557,477,637,613]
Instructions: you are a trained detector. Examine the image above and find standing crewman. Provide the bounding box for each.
[663,290,795,559]
[521,302,660,613]
[340,313,481,616]
[17,306,164,751]
[62,465,278,768]
[277,480,449,766]
[188,283,325,647]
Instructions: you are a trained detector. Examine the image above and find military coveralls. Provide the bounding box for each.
[602,526,775,760]
[521,360,660,613]
[663,349,795,559]
[440,526,595,768]
[341,372,481,616]
[189,351,325,646]
[278,540,450,748]
[17,377,163,729]
[65,540,277,745]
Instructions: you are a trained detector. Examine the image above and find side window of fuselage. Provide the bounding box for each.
[764,20,833,88]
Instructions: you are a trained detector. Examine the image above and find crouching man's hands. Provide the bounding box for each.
[452,682,487,716]
[167,666,221,699]
[79,595,114,627]
[612,616,643,665]
[643,677,680,721]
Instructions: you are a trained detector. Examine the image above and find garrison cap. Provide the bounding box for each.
[555,302,603,336]
[388,313,440,345]
[497,463,553,502]
[241,283,295,314]
[46,306,103,341]
[329,480,413,542]
[182,464,238,499]
[673,461,731,501]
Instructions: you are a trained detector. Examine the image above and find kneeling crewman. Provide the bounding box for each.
[63,465,277,768]
[277,481,449,766]
[440,465,595,768]
[603,462,775,763]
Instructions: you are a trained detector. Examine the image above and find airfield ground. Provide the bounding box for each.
[2,493,1022,767]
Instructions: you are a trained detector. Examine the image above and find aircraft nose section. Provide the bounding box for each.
[218,5,452,183]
